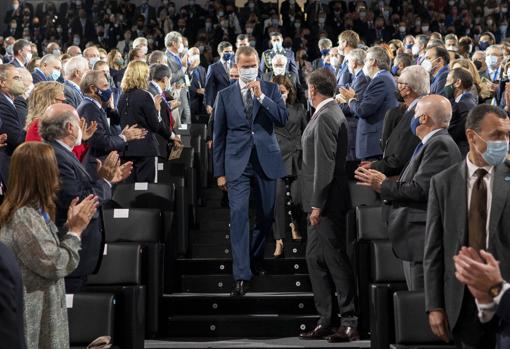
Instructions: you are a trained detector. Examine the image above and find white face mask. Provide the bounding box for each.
[189,54,200,65]
[239,67,258,82]
[25,83,34,98]
[421,58,433,73]
[24,51,32,64]
[177,43,184,54]
[73,124,83,146]
[140,46,148,55]
[330,56,339,67]
[362,63,372,78]
[273,66,286,76]
[412,44,420,56]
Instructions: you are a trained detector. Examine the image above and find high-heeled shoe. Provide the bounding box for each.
[290,223,302,241]
[273,239,284,258]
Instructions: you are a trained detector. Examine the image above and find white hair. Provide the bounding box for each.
[164,31,182,48]
[271,53,287,66]
[132,37,148,49]
[64,56,89,79]
[346,48,366,66]
[400,65,430,95]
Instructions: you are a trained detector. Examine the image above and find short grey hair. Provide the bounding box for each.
[366,46,390,71]
[63,56,89,79]
[40,54,60,67]
[272,53,287,66]
[416,34,429,48]
[400,66,430,95]
[164,31,182,48]
[346,48,366,66]
[133,37,148,48]
[39,110,77,142]
[486,45,503,55]
[318,38,332,50]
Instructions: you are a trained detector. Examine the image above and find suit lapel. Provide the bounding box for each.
[456,161,469,247]
[218,62,229,85]
[0,93,16,113]
[488,162,510,244]
[232,84,248,124]
[51,141,93,182]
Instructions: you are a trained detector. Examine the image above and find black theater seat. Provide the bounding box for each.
[103,208,163,242]
[88,243,143,285]
[370,240,404,283]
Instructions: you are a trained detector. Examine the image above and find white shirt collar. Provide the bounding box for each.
[312,98,335,117]
[238,79,250,90]
[56,139,74,153]
[406,97,420,112]
[466,155,494,178]
[455,92,466,103]
[151,80,163,94]
[421,128,443,145]
[15,57,24,66]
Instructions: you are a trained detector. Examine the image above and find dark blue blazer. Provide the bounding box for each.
[64,80,84,109]
[448,92,476,156]
[0,242,26,349]
[77,98,126,179]
[8,58,23,68]
[31,68,48,84]
[213,80,288,181]
[348,70,398,159]
[50,140,111,278]
[336,60,352,88]
[340,70,370,118]
[430,66,449,95]
[204,60,230,108]
[190,65,206,116]
[0,93,25,185]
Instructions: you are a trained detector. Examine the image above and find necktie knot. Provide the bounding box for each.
[474,168,488,181]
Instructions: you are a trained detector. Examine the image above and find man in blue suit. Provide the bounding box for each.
[336,30,360,88]
[31,54,62,84]
[423,46,450,95]
[8,39,31,68]
[340,46,399,160]
[63,56,89,108]
[213,46,288,296]
[204,41,235,116]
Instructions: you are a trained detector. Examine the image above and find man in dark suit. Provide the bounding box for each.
[8,39,31,68]
[368,65,427,176]
[39,103,132,292]
[298,69,357,342]
[204,41,234,116]
[259,32,299,82]
[0,241,25,349]
[63,56,89,108]
[336,30,360,88]
[262,53,305,103]
[135,0,156,25]
[424,105,510,348]
[70,8,96,44]
[31,54,62,84]
[78,70,145,180]
[356,95,462,290]
[14,67,32,127]
[187,47,207,120]
[213,46,288,297]
[423,46,450,95]
[0,64,26,187]
[444,67,477,156]
[340,46,399,160]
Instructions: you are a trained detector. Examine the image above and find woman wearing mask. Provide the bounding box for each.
[107,49,125,88]
[271,75,307,257]
[0,142,98,349]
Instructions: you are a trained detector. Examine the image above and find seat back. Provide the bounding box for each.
[88,243,143,285]
[102,208,162,242]
[349,180,381,207]
[112,183,175,211]
[356,205,387,240]
[370,240,405,282]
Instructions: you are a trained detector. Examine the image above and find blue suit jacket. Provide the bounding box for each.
[31,68,48,84]
[430,66,449,95]
[204,60,230,108]
[497,289,510,344]
[348,70,398,159]
[64,80,84,109]
[336,60,352,88]
[0,93,25,185]
[213,80,288,181]
[8,58,23,68]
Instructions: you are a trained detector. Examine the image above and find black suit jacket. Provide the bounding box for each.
[371,103,421,177]
[381,129,462,261]
[448,92,476,157]
[0,242,26,349]
[13,96,27,128]
[424,160,510,329]
[204,60,230,109]
[51,141,111,278]
[189,66,206,118]
[0,93,25,184]
[147,82,173,158]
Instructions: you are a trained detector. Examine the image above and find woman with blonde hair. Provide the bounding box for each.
[118,60,170,182]
[25,82,96,160]
[0,142,98,349]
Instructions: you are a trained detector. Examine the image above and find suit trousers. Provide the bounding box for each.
[123,156,157,183]
[306,212,357,328]
[227,149,276,281]
[452,289,497,349]
[402,261,424,291]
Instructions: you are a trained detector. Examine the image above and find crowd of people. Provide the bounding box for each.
[0,0,510,348]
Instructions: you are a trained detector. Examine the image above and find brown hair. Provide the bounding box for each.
[272,75,297,105]
[107,49,122,69]
[338,30,360,49]
[0,142,60,225]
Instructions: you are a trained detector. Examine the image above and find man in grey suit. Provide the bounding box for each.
[298,69,358,343]
[355,95,462,290]
[424,105,510,348]
[63,56,89,108]
[164,31,191,125]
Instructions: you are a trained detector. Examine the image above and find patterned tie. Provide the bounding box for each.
[244,88,253,123]
[468,168,488,251]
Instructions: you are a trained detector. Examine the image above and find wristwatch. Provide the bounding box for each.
[488,281,504,298]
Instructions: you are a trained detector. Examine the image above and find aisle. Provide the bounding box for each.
[145,338,370,348]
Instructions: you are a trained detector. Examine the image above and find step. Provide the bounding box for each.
[163,314,318,337]
[162,292,316,315]
[190,241,306,258]
[180,274,311,293]
[175,258,308,275]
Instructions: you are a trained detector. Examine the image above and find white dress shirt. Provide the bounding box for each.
[238,79,266,105]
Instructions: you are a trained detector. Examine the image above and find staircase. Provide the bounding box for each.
[160,187,318,338]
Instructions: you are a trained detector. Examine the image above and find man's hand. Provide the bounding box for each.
[171,100,181,110]
[217,176,227,191]
[354,167,386,193]
[339,87,356,101]
[121,124,148,141]
[206,105,213,115]
[96,151,120,182]
[80,118,98,141]
[428,310,450,343]
[196,88,205,95]
[359,161,373,169]
[0,133,7,147]
[310,208,321,226]
[505,83,510,111]
[154,95,162,112]
[247,81,262,98]
[111,161,133,184]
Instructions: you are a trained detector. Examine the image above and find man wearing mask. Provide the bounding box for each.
[46,42,61,56]
[336,30,359,88]
[444,68,477,156]
[63,56,89,108]
[0,64,26,187]
[213,46,287,297]
[77,70,146,180]
[478,32,496,51]
[187,47,206,120]
[485,45,504,83]
[31,54,61,84]
[262,54,302,100]
[412,34,429,65]
[424,105,510,348]
[204,41,234,116]
[312,38,335,73]
[422,46,450,95]
[83,46,101,70]
[14,67,32,127]
[8,39,31,68]
[164,31,191,125]
[260,32,298,81]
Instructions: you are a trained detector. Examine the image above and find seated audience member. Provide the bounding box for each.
[31,54,62,84]
[368,66,427,176]
[424,105,510,348]
[0,142,98,349]
[391,52,413,77]
[423,45,450,95]
[39,103,132,292]
[444,67,476,156]
[356,95,462,291]
[62,56,89,108]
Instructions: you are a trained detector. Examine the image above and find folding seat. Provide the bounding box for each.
[102,208,163,242]
[190,123,209,194]
[391,291,455,349]
[68,293,118,349]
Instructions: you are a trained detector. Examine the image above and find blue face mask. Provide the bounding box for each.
[405,44,413,50]
[391,65,399,75]
[410,115,421,135]
[223,52,233,61]
[320,49,330,56]
[50,69,61,81]
[96,87,113,102]
[479,41,490,51]
[475,133,509,166]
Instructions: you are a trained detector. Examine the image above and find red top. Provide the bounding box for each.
[25,119,89,161]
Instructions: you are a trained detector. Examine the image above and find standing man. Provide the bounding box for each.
[8,39,31,68]
[259,32,298,81]
[204,41,234,116]
[336,30,359,88]
[298,69,358,343]
[213,46,288,297]
[63,56,89,108]
[424,105,510,348]
[422,46,450,95]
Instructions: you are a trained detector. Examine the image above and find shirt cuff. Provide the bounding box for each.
[119,134,127,142]
[170,132,176,140]
[103,178,112,187]
[348,97,357,106]
[494,282,510,305]
[476,299,498,323]
[258,93,266,103]
[66,231,81,242]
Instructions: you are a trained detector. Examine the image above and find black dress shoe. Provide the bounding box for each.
[325,326,360,343]
[230,280,249,296]
[299,325,334,340]
[251,261,267,276]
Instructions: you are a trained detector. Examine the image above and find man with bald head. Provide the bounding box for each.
[67,45,82,57]
[355,94,462,290]
[39,103,132,292]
